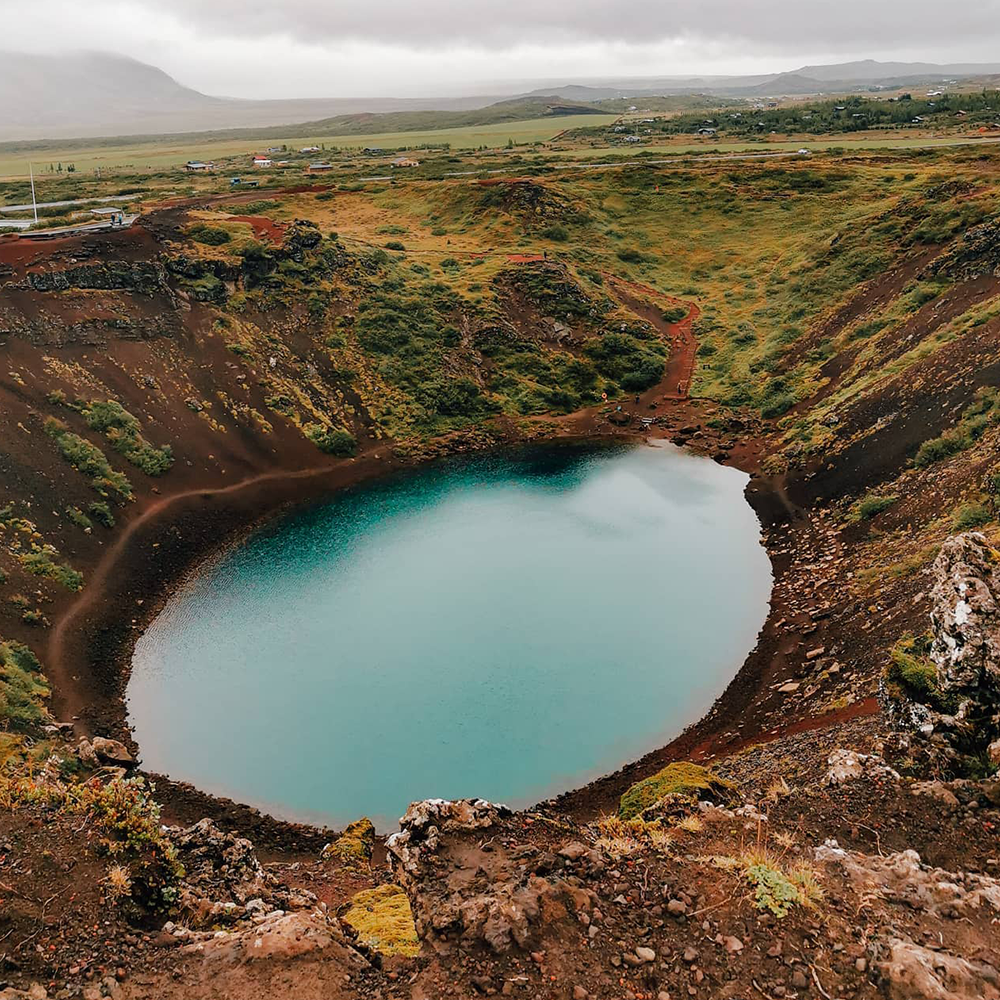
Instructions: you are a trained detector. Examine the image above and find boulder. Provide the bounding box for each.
[386,799,598,956]
[90,736,134,766]
[877,935,1000,1000]
[824,749,900,787]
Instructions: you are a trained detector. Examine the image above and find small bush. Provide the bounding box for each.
[19,547,84,591]
[661,306,688,324]
[305,424,357,457]
[851,494,899,521]
[745,860,821,917]
[0,638,49,728]
[384,240,406,251]
[45,418,133,500]
[87,502,115,528]
[953,502,992,530]
[187,223,231,246]
[616,247,646,264]
[913,431,967,468]
[65,506,93,530]
[82,401,174,477]
[540,224,568,242]
[883,633,949,708]
[77,777,183,911]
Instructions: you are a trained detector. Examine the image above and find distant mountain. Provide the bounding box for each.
[0,52,501,142]
[521,60,1000,102]
[794,59,1000,81]
[3,52,1000,144]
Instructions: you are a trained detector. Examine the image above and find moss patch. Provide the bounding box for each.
[342,884,420,957]
[619,762,736,819]
[884,634,939,701]
[322,817,375,867]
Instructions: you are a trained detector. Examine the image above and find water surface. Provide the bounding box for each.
[129,442,771,827]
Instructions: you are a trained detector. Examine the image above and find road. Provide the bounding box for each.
[0,193,140,213]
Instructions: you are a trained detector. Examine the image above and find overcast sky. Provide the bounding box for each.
[4,0,1000,97]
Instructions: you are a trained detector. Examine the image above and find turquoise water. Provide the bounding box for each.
[128,442,771,828]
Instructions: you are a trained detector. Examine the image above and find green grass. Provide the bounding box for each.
[0,115,619,178]
[850,494,900,522]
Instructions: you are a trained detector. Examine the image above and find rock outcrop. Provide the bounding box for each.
[387,799,600,955]
[167,818,316,928]
[881,532,1000,766]
[816,842,1000,999]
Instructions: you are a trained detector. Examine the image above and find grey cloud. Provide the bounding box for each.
[143,0,1000,52]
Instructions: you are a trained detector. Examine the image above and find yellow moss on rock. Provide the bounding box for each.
[342,884,420,957]
[619,761,736,820]
[322,817,375,867]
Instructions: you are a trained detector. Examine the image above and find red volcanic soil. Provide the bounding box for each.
[226,214,288,241]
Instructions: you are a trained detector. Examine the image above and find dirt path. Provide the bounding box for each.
[605,275,699,398]
[46,453,397,726]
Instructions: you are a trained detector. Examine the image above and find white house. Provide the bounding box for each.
[252,156,273,168]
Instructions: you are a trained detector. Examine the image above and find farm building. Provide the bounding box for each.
[307,162,333,172]
[184,161,215,172]
[252,155,273,168]
[391,156,420,168]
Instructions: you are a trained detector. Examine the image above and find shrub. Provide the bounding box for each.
[305,424,357,457]
[619,762,735,819]
[45,418,133,500]
[661,306,687,324]
[82,401,174,477]
[420,377,487,416]
[852,494,899,521]
[616,248,646,264]
[882,633,948,708]
[65,506,93,530]
[19,547,84,591]
[384,240,406,251]
[953,503,992,530]
[0,638,49,728]
[745,860,821,917]
[77,777,183,911]
[913,431,967,468]
[187,223,231,246]
[760,393,795,419]
[88,502,115,528]
[540,224,568,242]
[584,333,665,391]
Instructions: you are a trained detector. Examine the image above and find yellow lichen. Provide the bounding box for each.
[342,884,420,957]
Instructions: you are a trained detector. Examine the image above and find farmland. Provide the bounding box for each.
[0,114,619,179]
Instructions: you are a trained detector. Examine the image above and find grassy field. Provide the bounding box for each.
[0,115,619,179]
[551,133,1000,160]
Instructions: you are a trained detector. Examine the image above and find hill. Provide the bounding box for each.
[0,51,502,142]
